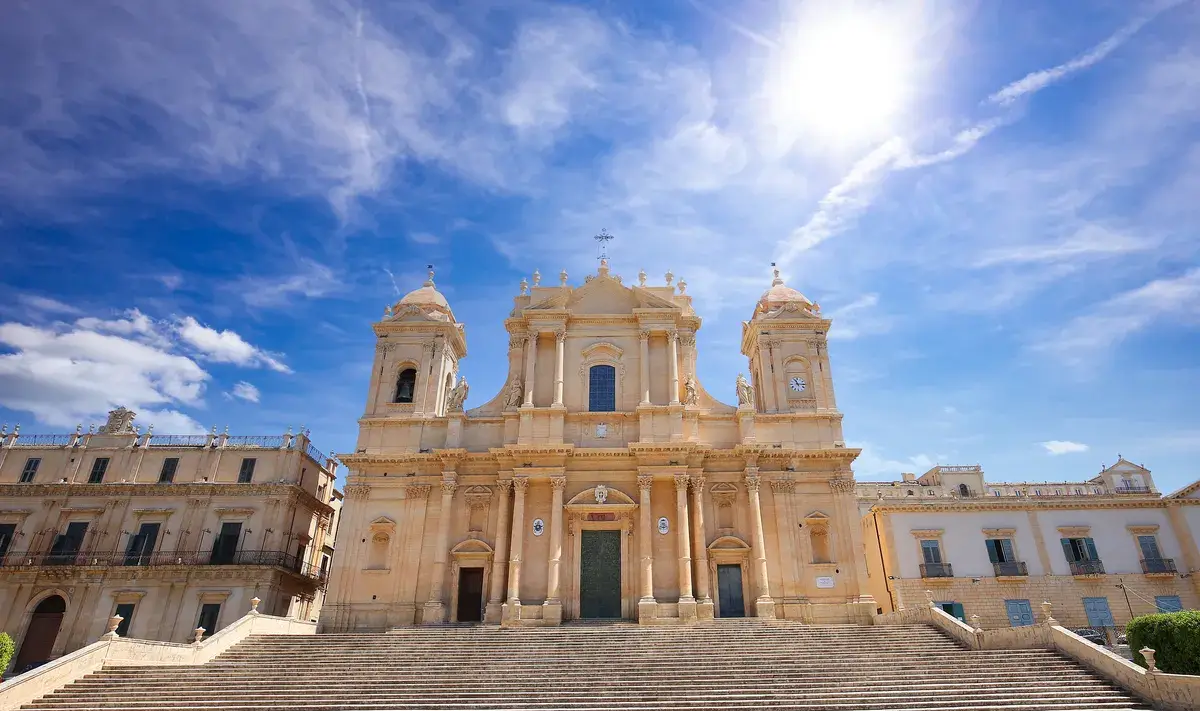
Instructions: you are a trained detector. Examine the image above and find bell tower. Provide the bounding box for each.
[363,268,467,420]
[741,267,839,421]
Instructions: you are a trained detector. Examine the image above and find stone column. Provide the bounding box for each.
[423,474,457,624]
[543,475,566,624]
[674,473,696,621]
[637,474,657,621]
[523,332,538,407]
[638,330,651,405]
[745,468,776,618]
[667,329,680,405]
[690,474,714,619]
[502,477,529,624]
[552,330,566,406]
[769,339,785,413]
[484,479,513,624]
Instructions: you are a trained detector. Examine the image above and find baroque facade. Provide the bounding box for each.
[0,409,341,674]
[859,461,1200,630]
[323,263,875,629]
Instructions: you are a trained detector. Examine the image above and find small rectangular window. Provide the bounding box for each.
[0,523,15,558]
[20,458,41,483]
[1137,535,1162,561]
[114,603,135,637]
[197,603,222,638]
[158,458,179,483]
[920,539,942,564]
[88,458,110,484]
[237,458,256,483]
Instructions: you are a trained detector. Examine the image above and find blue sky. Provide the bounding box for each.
[1,0,1198,490]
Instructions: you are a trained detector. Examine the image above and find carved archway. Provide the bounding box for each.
[449,539,494,623]
[707,535,751,618]
[563,485,638,621]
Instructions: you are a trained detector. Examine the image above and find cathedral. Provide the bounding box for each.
[322,260,875,629]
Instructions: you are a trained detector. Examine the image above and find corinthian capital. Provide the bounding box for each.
[637,474,654,492]
[550,476,567,491]
[512,477,529,494]
[554,330,566,344]
[673,473,689,491]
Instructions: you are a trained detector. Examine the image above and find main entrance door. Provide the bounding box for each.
[579,530,621,619]
[716,564,745,617]
[455,568,484,622]
[15,595,66,673]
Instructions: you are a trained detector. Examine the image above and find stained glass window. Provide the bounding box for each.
[589,365,616,412]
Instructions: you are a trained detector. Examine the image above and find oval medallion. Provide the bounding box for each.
[657,517,669,535]
[532,518,545,536]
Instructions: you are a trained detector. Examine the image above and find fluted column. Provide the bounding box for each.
[690,475,713,618]
[543,475,566,624]
[638,330,651,405]
[667,329,680,405]
[523,332,538,407]
[552,330,566,406]
[423,474,457,623]
[637,474,657,622]
[503,477,529,624]
[674,473,696,621]
[484,479,513,623]
[745,467,776,618]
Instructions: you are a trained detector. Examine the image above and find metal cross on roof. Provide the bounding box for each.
[594,228,614,260]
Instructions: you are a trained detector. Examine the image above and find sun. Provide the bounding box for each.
[765,4,914,147]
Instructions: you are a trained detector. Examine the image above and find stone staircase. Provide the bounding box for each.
[23,620,1153,710]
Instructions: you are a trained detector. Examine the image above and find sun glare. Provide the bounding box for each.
[767,5,914,147]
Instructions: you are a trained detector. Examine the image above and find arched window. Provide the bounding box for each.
[589,365,616,412]
[958,483,970,497]
[394,368,417,403]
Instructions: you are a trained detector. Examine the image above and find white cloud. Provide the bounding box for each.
[408,232,440,245]
[987,1,1184,106]
[176,317,291,373]
[972,224,1157,267]
[1041,440,1090,455]
[825,293,892,341]
[230,381,261,403]
[139,409,206,435]
[236,259,339,310]
[18,294,81,315]
[850,442,935,479]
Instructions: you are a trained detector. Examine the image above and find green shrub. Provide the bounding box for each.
[1127,610,1200,674]
[0,632,14,675]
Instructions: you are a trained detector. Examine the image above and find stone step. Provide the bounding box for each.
[23,700,1152,711]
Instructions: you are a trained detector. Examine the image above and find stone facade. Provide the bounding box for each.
[0,413,341,674]
[860,462,1200,630]
[322,264,876,630]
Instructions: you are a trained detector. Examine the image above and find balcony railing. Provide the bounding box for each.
[920,562,954,578]
[0,549,328,585]
[10,434,75,447]
[225,435,286,449]
[1069,559,1105,576]
[1112,486,1153,494]
[993,561,1028,577]
[1141,558,1177,575]
[146,434,210,447]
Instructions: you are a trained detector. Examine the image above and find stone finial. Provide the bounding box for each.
[193,627,206,644]
[772,266,784,286]
[925,590,935,608]
[519,278,528,295]
[103,614,123,639]
[1041,601,1057,626]
[0,424,6,437]
[424,267,435,287]
[250,596,261,615]
[638,268,647,287]
[147,424,154,435]
[211,425,218,435]
[532,269,541,287]
[678,278,687,294]
[1140,647,1157,673]
[970,614,982,632]
[664,269,674,286]
[88,424,95,435]
[598,258,610,276]
[559,269,568,286]
[75,424,82,435]
[384,303,393,318]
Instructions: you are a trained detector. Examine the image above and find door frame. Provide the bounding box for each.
[564,487,638,621]
[12,591,70,673]
[707,535,751,618]
[715,563,747,618]
[448,539,493,623]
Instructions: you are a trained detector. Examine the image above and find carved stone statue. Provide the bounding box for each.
[735,373,754,407]
[104,406,136,434]
[505,378,523,408]
[446,377,469,412]
[683,376,698,406]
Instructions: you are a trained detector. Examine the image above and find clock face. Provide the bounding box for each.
[789,377,807,392]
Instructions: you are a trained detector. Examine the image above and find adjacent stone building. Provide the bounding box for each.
[0,409,341,674]
[324,263,876,629]
[860,461,1200,630]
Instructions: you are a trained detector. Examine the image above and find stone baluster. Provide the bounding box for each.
[503,477,529,623]
[637,474,657,621]
[745,468,775,618]
[423,475,457,623]
[674,473,696,621]
[485,479,513,623]
[544,476,567,623]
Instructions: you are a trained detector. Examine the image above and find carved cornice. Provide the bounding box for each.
[982,528,1016,538]
[871,499,1179,513]
[910,529,944,539]
[0,482,332,516]
[1126,524,1159,535]
[1057,526,1091,538]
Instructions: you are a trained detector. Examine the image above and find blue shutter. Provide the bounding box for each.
[985,540,999,563]
[1000,539,1015,562]
[1084,538,1099,561]
[1060,538,1074,562]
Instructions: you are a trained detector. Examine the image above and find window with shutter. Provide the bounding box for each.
[88,458,110,483]
[20,458,41,483]
[237,458,256,483]
[158,458,179,483]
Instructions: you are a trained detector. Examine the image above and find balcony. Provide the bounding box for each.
[1112,486,1153,495]
[0,549,328,586]
[920,562,954,578]
[993,561,1028,577]
[1140,557,1177,576]
[1069,559,1105,576]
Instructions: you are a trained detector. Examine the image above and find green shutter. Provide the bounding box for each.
[985,540,999,564]
[1060,538,1074,562]
[1084,538,1099,561]
[1000,539,1015,563]
[952,603,966,621]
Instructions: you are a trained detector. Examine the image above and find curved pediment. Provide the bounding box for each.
[581,341,624,360]
[450,538,494,555]
[708,534,751,550]
[566,484,636,507]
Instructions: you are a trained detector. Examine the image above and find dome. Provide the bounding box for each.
[391,269,454,320]
[757,268,812,311]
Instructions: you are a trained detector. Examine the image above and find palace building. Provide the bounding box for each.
[323,261,877,629]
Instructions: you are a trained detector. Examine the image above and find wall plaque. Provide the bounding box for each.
[532,518,545,536]
[815,576,835,589]
[657,517,669,535]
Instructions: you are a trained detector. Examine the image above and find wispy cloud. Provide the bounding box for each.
[229,381,261,403]
[826,294,891,341]
[1041,440,1089,455]
[237,259,339,310]
[176,317,291,373]
[18,294,81,316]
[851,441,934,479]
[987,0,1185,106]
[972,224,1158,267]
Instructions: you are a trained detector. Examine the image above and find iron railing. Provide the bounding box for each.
[1140,557,1177,574]
[1070,559,1105,576]
[920,562,954,578]
[1112,486,1153,494]
[10,434,75,447]
[993,561,1028,577]
[224,435,286,449]
[0,549,328,585]
[305,441,329,465]
[146,434,209,447]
